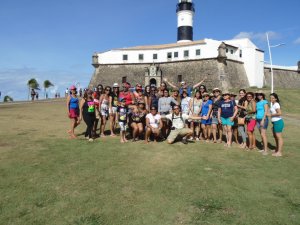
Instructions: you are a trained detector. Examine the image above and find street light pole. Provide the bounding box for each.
[266,33,274,93]
[266,33,285,93]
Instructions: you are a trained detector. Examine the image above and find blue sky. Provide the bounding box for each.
[0,0,299,100]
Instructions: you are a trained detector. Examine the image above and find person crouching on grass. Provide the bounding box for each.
[145,106,163,143]
[165,105,202,144]
[116,98,129,143]
[218,91,238,148]
[66,85,80,139]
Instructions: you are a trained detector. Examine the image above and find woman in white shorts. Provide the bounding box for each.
[99,86,111,137]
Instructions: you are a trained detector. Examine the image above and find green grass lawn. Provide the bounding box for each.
[0,91,300,225]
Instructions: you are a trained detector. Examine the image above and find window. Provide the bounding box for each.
[174,52,178,58]
[196,49,201,56]
[122,76,127,83]
[184,50,189,58]
[139,54,144,61]
[123,54,128,61]
[226,48,228,53]
[239,50,242,58]
[167,52,172,59]
[153,54,157,60]
[230,49,234,54]
[178,75,182,82]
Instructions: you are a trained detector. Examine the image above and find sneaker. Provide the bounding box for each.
[196,138,200,141]
[88,138,94,142]
[182,139,188,144]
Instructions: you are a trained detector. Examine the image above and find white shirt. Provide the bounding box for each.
[146,113,161,129]
[166,113,189,129]
[181,97,191,114]
[270,102,282,122]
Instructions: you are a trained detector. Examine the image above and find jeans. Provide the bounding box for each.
[238,125,247,143]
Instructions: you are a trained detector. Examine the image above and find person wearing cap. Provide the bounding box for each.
[109,83,120,136]
[119,82,134,107]
[255,90,269,155]
[201,92,213,142]
[218,91,238,147]
[245,92,257,150]
[165,105,203,144]
[116,98,129,143]
[163,77,207,97]
[145,106,163,143]
[66,85,80,139]
[211,88,223,143]
[79,89,96,141]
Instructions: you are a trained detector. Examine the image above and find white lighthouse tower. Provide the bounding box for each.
[177,0,195,43]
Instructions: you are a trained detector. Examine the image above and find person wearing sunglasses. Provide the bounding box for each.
[165,105,202,144]
[119,82,134,107]
[99,86,111,137]
[145,106,163,143]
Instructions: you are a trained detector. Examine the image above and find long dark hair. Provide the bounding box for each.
[270,93,280,105]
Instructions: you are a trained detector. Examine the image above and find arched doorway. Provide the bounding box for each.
[150,78,157,86]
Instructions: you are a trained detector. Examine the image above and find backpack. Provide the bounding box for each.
[171,112,184,124]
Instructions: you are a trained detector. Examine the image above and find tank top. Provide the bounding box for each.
[191,98,202,115]
[111,93,119,107]
[119,91,133,106]
[246,100,256,119]
[69,96,79,109]
[131,110,146,123]
[101,97,109,111]
[83,100,95,116]
[150,94,159,108]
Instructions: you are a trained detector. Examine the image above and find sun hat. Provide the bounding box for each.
[70,85,76,90]
[212,87,221,92]
[222,90,230,95]
[181,81,186,85]
[230,92,237,97]
[113,83,119,88]
[202,92,209,97]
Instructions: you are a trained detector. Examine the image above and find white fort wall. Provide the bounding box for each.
[94,38,265,88]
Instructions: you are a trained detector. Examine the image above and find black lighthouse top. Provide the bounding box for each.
[176,0,195,13]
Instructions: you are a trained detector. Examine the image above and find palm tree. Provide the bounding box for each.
[43,80,54,99]
[4,96,13,102]
[27,78,39,100]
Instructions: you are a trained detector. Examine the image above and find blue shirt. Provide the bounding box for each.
[179,86,192,97]
[219,100,236,118]
[256,100,268,119]
[201,99,212,116]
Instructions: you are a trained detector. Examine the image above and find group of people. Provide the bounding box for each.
[66,79,285,157]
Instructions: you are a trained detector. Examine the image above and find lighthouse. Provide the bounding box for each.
[177,0,195,43]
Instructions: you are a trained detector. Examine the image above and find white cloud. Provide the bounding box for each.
[294,37,300,44]
[233,31,281,42]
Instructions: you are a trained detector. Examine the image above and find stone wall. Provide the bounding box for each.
[89,58,249,90]
[264,68,300,89]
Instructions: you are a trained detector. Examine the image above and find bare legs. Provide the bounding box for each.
[145,128,160,143]
[201,124,211,142]
[272,131,283,156]
[69,118,79,138]
[259,128,268,153]
[223,125,232,147]
[131,122,144,141]
[109,113,116,136]
[100,115,107,136]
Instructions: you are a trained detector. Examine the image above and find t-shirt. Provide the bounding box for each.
[256,100,268,119]
[270,102,281,122]
[165,113,189,129]
[201,99,212,116]
[219,100,236,118]
[158,97,178,113]
[146,113,161,129]
[117,106,128,122]
[212,97,222,117]
[181,97,191,114]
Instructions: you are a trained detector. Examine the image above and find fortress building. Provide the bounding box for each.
[90,0,299,89]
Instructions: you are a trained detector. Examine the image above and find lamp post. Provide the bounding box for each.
[266,33,285,93]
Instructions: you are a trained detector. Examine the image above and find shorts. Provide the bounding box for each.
[201,117,212,125]
[221,117,234,126]
[256,118,268,130]
[211,116,219,125]
[119,122,127,131]
[167,128,192,143]
[69,108,79,118]
[272,119,284,133]
[247,119,256,132]
[109,106,118,115]
[101,109,109,117]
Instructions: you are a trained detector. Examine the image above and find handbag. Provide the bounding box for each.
[238,117,245,125]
